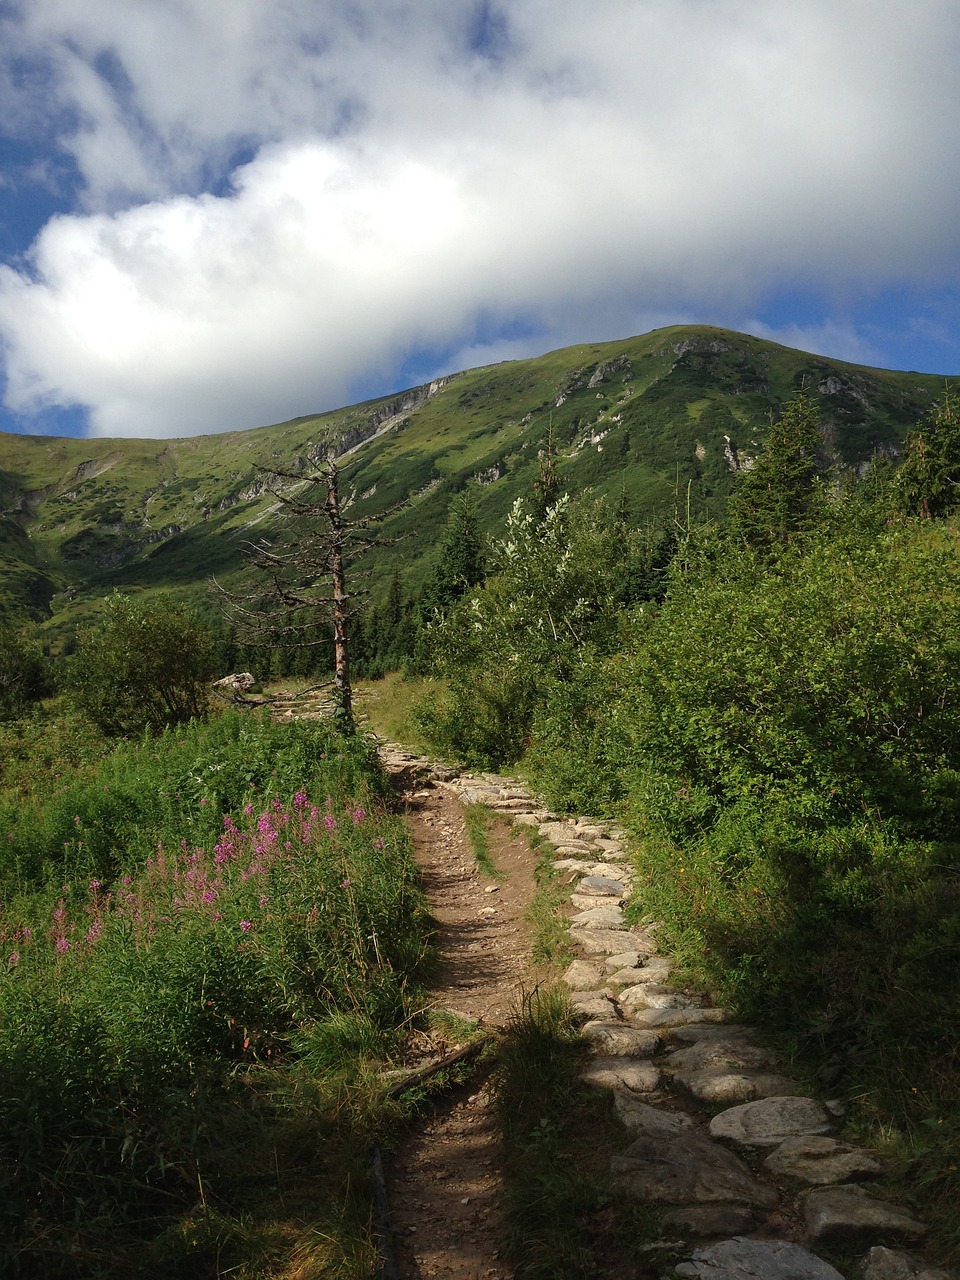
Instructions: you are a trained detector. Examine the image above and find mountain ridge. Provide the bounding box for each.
[0,324,951,638]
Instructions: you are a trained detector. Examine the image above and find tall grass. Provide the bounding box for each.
[0,708,432,1276]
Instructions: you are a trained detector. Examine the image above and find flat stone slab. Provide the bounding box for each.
[803,1184,928,1251]
[601,950,642,972]
[606,966,652,986]
[581,1057,661,1094]
[617,982,700,1010]
[709,1096,833,1147]
[553,858,596,873]
[570,906,628,930]
[562,958,605,991]
[675,1237,845,1280]
[572,928,655,955]
[668,1023,757,1043]
[663,1203,760,1237]
[569,991,616,1019]
[612,1093,692,1136]
[578,875,626,896]
[588,862,632,880]
[580,1021,660,1057]
[860,1247,957,1280]
[663,1037,780,1073]
[571,892,619,910]
[630,1006,728,1029]
[610,1133,778,1210]
[677,1070,802,1105]
[764,1136,882,1185]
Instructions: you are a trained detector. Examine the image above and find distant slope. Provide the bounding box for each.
[0,325,949,638]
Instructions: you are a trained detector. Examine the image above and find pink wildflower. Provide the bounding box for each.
[239,920,252,933]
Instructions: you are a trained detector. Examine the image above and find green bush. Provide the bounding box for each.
[68,591,217,735]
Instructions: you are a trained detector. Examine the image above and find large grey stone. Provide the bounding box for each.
[569,906,627,930]
[553,858,595,873]
[675,1237,845,1280]
[577,874,626,896]
[612,1093,693,1136]
[668,1023,757,1043]
[663,1204,759,1237]
[764,1136,882,1185]
[617,982,699,1010]
[709,1096,833,1147]
[561,958,604,991]
[677,1069,802,1105]
[630,1006,728,1029]
[860,1246,957,1280]
[610,1133,777,1210]
[663,1037,781,1073]
[602,950,643,972]
[588,861,633,880]
[580,1056,661,1093]
[606,966,651,987]
[572,928,655,955]
[580,1020,660,1057]
[802,1185,928,1251]
[569,991,616,1020]
[571,892,625,911]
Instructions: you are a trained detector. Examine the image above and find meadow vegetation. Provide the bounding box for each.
[0,708,433,1276]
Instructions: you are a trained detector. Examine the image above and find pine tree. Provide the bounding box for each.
[728,392,824,551]
[893,390,960,519]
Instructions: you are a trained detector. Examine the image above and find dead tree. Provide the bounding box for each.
[217,455,403,733]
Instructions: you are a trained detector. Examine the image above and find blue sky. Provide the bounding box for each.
[0,1,959,440]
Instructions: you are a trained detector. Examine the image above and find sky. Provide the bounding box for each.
[0,1,959,441]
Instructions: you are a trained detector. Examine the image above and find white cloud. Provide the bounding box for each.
[1,0,959,436]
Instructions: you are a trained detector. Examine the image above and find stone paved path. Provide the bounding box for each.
[379,741,957,1280]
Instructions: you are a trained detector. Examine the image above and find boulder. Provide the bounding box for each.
[860,1247,957,1280]
[610,1133,778,1211]
[675,1237,845,1280]
[676,1070,802,1105]
[662,1037,780,1073]
[709,1096,833,1147]
[764,1136,882,1185]
[580,1057,661,1094]
[580,1021,660,1057]
[802,1184,928,1251]
[612,1092,691,1136]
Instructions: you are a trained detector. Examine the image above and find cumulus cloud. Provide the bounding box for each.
[0,0,959,436]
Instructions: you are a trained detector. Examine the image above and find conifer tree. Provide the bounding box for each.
[728,392,824,551]
[893,390,960,519]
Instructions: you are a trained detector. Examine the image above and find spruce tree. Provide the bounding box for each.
[729,392,824,551]
[893,390,960,519]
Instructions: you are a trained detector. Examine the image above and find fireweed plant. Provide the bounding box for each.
[0,711,432,1273]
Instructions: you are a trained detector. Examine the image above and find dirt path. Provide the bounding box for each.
[381,759,545,1280]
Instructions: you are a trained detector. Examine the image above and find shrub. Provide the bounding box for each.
[68,592,217,735]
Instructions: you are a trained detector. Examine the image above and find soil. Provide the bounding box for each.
[382,765,545,1280]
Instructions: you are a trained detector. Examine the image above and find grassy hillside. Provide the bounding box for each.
[0,324,949,640]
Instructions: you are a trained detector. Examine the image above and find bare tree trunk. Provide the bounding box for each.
[324,462,354,731]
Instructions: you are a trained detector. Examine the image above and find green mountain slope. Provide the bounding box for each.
[0,324,950,639]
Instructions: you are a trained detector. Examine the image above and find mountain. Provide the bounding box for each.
[0,324,950,642]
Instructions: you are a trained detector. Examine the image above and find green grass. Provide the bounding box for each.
[0,707,433,1276]
[464,802,506,882]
